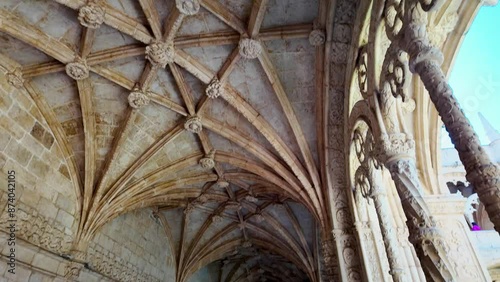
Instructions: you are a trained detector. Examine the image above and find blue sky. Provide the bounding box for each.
[441,3,500,148]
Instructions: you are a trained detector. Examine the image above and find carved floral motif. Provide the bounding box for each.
[239,38,262,59]
[184,115,202,133]
[145,42,175,68]
[128,88,150,109]
[78,2,105,29]
[205,77,223,99]
[309,29,326,46]
[199,149,216,169]
[66,58,90,80]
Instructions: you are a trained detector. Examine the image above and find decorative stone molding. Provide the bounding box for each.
[199,149,216,169]
[7,68,24,88]
[128,88,151,109]
[428,12,458,46]
[64,261,83,280]
[309,29,326,46]
[78,1,106,29]
[239,38,262,59]
[205,77,224,99]
[175,0,200,16]
[86,248,161,282]
[375,133,415,164]
[65,58,90,80]
[145,42,175,68]
[0,205,73,254]
[184,115,202,133]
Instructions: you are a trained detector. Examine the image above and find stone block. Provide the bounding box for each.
[37,197,58,220]
[32,253,60,273]
[8,103,35,131]
[56,194,75,215]
[0,132,11,151]
[30,122,54,150]
[0,91,13,112]
[56,208,74,228]
[28,156,51,178]
[5,140,32,167]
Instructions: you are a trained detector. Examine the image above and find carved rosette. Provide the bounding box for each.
[205,78,224,99]
[128,89,150,109]
[242,241,252,248]
[199,149,216,169]
[7,68,24,88]
[78,2,105,29]
[64,261,83,280]
[309,29,326,46]
[239,38,262,59]
[66,58,90,80]
[184,115,202,133]
[145,42,175,68]
[175,0,200,16]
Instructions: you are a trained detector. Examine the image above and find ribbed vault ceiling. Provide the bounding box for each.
[0,0,343,281]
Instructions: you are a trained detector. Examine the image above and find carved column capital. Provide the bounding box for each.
[145,42,175,68]
[78,1,105,29]
[175,0,200,16]
[239,38,262,59]
[309,29,326,46]
[66,58,90,80]
[375,133,415,164]
[184,115,202,133]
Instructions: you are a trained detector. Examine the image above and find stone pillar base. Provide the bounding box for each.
[425,195,492,281]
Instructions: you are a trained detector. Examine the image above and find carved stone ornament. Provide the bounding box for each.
[145,42,175,68]
[244,195,258,203]
[175,0,200,15]
[309,29,326,46]
[184,115,202,133]
[0,206,73,254]
[128,88,151,109]
[199,149,216,169]
[78,2,106,29]
[206,77,224,99]
[239,38,262,59]
[7,68,24,88]
[65,58,90,80]
[375,133,415,163]
[64,261,83,280]
[212,215,223,223]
